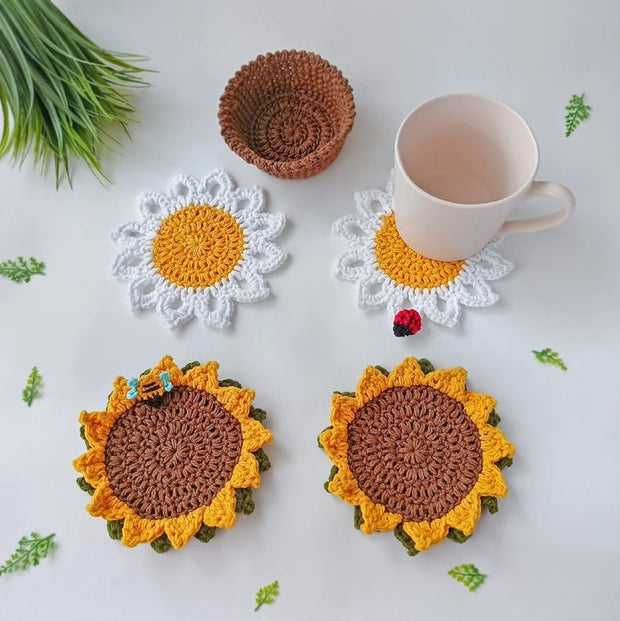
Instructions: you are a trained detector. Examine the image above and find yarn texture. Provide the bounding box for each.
[112,169,287,329]
[73,356,273,550]
[318,358,515,554]
[333,174,513,327]
[219,50,355,179]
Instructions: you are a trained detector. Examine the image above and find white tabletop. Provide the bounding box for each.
[1,1,619,619]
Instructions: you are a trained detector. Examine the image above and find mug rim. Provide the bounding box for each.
[394,93,540,209]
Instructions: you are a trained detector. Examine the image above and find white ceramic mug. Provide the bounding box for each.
[393,94,575,261]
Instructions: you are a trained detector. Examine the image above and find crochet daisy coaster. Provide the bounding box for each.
[74,356,273,552]
[112,169,287,329]
[318,358,515,555]
[333,175,513,327]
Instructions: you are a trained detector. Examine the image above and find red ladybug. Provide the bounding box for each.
[393,309,422,337]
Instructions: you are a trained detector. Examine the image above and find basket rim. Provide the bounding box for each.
[218,49,355,174]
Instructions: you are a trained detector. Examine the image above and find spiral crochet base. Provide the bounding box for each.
[219,50,355,179]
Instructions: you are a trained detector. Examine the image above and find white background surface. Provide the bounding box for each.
[1,1,619,619]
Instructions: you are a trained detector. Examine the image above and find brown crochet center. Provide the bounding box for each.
[218,50,355,179]
[105,386,243,519]
[347,385,483,521]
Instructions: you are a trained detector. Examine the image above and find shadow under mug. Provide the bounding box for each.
[393,94,575,261]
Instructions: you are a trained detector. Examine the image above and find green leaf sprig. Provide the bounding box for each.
[22,366,42,406]
[0,0,150,187]
[0,533,55,575]
[254,580,279,612]
[532,348,567,371]
[565,93,591,137]
[448,564,486,592]
[0,256,45,283]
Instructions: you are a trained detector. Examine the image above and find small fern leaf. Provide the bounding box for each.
[448,564,486,592]
[0,257,45,283]
[0,533,55,576]
[254,580,279,611]
[565,93,591,137]
[22,367,43,406]
[532,348,567,371]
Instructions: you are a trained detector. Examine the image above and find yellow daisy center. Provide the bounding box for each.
[374,213,465,289]
[152,204,246,289]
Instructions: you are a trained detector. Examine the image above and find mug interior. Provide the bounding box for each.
[396,95,538,205]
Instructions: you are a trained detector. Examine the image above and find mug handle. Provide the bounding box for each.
[499,181,575,235]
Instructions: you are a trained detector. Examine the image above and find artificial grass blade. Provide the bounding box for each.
[0,0,150,187]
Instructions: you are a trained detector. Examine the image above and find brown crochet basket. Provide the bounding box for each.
[218,50,355,179]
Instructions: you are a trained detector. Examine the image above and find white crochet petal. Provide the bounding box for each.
[155,287,196,328]
[112,169,287,329]
[111,245,152,281]
[244,240,287,274]
[333,249,371,282]
[196,168,235,206]
[333,214,374,250]
[137,191,176,222]
[128,274,162,310]
[332,172,513,327]
[111,221,153,247]
[228,269,270,303]
[193,289,234,329]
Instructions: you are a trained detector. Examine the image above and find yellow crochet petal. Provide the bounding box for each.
[388,357,425,387]
[476,463,509,498]
[480,425,516,463]
[164,508,205,549]
[330,393,360,425]
[216,386,255,420]
[327,466,362,499]
[356,366,391,403]
[462,391,497,425]
[445,490,482,536]
[184,361,220,392]
[73,447,107,486]
[320,424,349,465]
[402,518,450,551]
[152,355,185,385]
[121,513,165,548]
[78,410,119,448]
[87,483,128,521]
[241,418,273,452]
[230,451,260,488]
[421,367,468,400]
[358,498,402,534]
[107,376,134,414]
[202,484,237,529]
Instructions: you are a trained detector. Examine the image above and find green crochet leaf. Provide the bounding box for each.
[394,524,419,557]
[533,348,567,371]
[254,580,279,611]
[22,366,42,406]
[565,93,591,137]
[448,563,486,592]
[0,532,55,575]
[0,257,45,283]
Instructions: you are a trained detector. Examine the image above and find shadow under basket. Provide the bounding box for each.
[218,50,355,179]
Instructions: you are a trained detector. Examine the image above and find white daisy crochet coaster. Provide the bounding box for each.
[112,169,287,329]
[333,174,513,327]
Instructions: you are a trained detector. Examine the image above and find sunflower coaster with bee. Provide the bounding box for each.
[74,356,273,552]
[318,357,515,555]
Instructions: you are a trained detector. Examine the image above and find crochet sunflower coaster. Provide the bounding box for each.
[112,169,287,329]
[333,174,513,327]
[73,356,273,552]
[318,358,515,555]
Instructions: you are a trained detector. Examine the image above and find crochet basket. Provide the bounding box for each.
[218,50,355,179]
